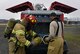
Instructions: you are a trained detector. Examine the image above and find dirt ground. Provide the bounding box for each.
[0,25,80,54]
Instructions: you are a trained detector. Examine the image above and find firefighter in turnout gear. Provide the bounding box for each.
[43,13,64,54]
[8,15,42,54]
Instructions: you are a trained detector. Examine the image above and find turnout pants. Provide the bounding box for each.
[9,42,25,54]
[47,37,63,54]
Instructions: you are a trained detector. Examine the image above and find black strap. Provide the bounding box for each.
[55,20,63,37]
[55,20,59,36]
[60,21,63,36]
[14,39,19,53]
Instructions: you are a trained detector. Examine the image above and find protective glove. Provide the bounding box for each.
[43,35,54,44]
[25,40,31,47]
[45,37,50,42]
[31,37,42,46]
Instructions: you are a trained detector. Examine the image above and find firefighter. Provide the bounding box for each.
[43,13,64,54]
[8,15,42,54]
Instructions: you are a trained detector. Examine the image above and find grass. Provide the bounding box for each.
[64,26,80,54]
[64,32,80,41]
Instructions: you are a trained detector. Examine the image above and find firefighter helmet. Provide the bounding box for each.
[24,15,37,25]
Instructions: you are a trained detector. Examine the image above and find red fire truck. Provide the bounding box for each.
[6,1,77,54]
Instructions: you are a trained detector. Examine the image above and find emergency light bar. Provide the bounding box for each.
[22,10,63,15]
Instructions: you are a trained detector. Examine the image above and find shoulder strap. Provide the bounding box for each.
[60,21,64,38]
[55,20,63,37]
[55,20,59,36]
[61,21,63,33]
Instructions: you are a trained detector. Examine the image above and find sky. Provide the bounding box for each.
[0,0,80,20]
